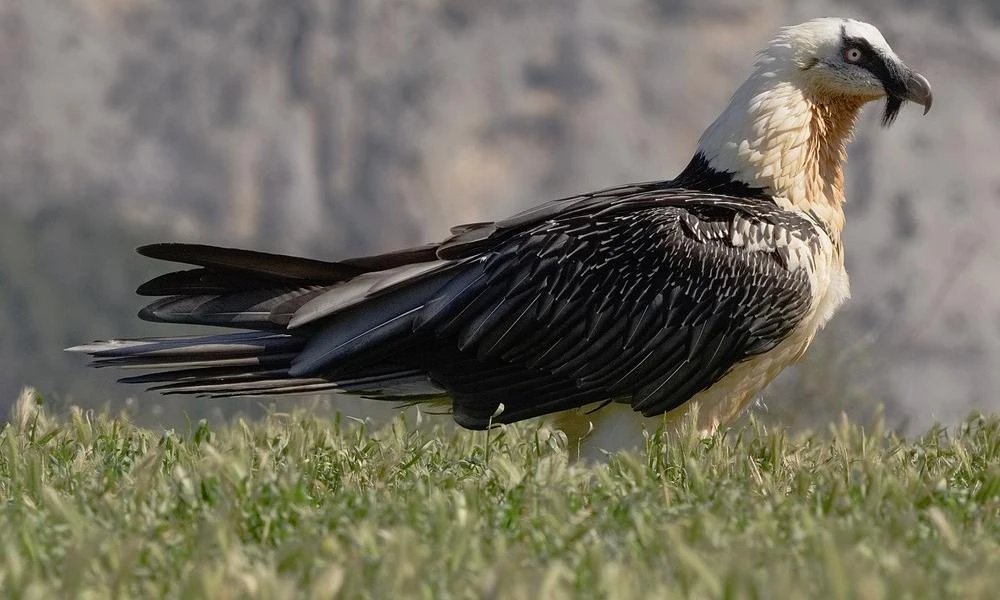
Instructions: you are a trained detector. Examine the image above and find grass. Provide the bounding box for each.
[2,389,1000,599]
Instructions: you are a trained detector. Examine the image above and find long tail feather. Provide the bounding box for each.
[71,242,455,405]
[137,243,364,282]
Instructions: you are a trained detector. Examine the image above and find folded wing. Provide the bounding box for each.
[70,183,818,429]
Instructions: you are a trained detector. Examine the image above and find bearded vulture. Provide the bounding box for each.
[71,18,932,436]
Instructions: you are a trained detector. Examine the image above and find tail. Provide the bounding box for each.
[69,236,614,430]
[68,243,453,401]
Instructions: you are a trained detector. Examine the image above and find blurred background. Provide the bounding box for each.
[1,0,998,433]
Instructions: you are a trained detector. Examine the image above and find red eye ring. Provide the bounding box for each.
[844,47,863,63]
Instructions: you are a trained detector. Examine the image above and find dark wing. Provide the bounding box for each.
[399,185,818,424]
[70,182,817,429]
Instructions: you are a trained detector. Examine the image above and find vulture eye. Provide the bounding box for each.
[843,47,863,63]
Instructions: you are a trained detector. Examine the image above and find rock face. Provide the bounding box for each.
[1,0,998,430]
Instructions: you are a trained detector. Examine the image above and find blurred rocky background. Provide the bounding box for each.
[1,0,998,432]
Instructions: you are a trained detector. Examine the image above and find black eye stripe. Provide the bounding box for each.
[842,37,876,58]
[839,24,879,59]
[835,24,910,105]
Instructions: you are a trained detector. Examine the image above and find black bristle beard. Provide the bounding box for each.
[881,96,903,127]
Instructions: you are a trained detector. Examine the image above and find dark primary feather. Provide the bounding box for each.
[70,179,818,429]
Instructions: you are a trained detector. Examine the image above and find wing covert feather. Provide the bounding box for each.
[423,193,817,419]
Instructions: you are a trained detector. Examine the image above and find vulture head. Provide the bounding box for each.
[694,18,932,220]
[767,18,933,126]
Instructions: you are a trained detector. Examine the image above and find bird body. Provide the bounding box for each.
[70,18,931,442]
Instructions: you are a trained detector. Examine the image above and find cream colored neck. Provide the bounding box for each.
[695,77,866,237]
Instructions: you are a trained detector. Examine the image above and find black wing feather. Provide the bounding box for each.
[71,182,817,429]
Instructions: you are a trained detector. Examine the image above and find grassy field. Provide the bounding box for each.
[2,390,1000,599]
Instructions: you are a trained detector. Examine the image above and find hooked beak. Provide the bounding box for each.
[904,71,933,114]
[881,69,932,127]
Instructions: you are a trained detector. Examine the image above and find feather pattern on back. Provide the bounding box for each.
[71,184,820,429]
